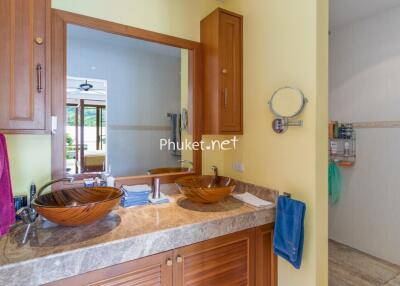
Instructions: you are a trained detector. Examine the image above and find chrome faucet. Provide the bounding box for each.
[16,177,74,225]
[209,165,219,187]
[211,165,218,179]
[15,207,37,245]
[14,177,74,244]
[35,177,74,200]
[178,160,193,171]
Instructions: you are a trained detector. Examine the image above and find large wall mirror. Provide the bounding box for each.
[52,10,202,182]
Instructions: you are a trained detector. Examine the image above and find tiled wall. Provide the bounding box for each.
[329,5,400,265]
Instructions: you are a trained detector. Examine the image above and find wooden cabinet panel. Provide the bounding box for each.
[201,8,243,134]
[256,224,277,286]
[44,251,174,286]
[43,225,276,286]
[219,12,242,133]
[173,228,255,286]
[0,0,50,132]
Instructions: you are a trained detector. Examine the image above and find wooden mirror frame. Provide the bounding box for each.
[51,9,203,187]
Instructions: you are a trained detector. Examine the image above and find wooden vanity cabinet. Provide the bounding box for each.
[201,8,243,134]
[45,251,174,286]
[0,0,51,133]
[256,224,277,286]
[173,228,255,286]
[44,224,276,286]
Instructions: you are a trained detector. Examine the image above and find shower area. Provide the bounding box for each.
[328,1,400,285]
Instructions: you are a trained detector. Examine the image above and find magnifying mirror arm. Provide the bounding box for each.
[285,118,303,127]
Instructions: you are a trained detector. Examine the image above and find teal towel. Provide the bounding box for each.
[329,162,342,204]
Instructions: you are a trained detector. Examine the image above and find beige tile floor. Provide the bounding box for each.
[329,240,400,286]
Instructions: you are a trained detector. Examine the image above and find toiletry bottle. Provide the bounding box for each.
[344,141,350,157]
[106,165,115,187]
[84,178,95,188]
[330,141,338,155]
[107,176,115,187]
[152,177,161,199]
[101,166,110,184]
[333,121,339,139]
[329,122,334,139]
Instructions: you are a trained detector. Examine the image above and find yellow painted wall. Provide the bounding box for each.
[221,0,329,285]
[5,135,51,196]
[52,0,222,42]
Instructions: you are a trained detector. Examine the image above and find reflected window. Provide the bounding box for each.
[66,77,107,174]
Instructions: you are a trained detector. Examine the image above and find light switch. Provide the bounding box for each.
[232,162,245,173]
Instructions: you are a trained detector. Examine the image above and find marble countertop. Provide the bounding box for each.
[0,181,277,286]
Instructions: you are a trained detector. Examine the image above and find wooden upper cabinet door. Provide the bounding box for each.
[219,11,242,133]
[44,251,174,286]
[201,8,243,135]
[173,228,255,286]
[0,0,49,132]
[255,224,277,286]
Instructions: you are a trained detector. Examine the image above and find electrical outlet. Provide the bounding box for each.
[232,162,245,173]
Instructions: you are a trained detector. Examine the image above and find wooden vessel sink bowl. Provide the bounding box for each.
[175,175,236,203]
[32,187,123,226]
[147,167,189,175]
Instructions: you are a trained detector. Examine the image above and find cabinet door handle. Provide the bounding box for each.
[176,255,183,263]
[35,37,44,45]
[36,64,42,93]
[166,258,173,266]
[224,88,228,108]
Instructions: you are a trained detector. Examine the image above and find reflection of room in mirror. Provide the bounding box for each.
[66,24,192,177]
[66,76,107,175]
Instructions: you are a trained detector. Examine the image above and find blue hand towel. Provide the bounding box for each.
[273,195,306,269]
[120,198,148,207]
[122,190,150,198]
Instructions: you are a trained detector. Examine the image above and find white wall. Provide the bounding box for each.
[329,6,400,264]
[67,25,182,176]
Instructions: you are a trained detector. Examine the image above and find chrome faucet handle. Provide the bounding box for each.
[16,207,37,224]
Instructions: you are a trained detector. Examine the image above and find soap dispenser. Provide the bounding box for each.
[152,177,161,199]
[106,165,115,187]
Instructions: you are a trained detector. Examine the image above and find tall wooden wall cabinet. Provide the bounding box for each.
[201,8,243,134]
[0,0,51,133]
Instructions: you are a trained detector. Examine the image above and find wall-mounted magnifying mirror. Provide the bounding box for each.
[268,86,307,134]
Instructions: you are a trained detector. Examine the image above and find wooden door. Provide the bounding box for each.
[255,224,277,286]
[44,251,174,286]
[0,0,49,132]
[173,228,255,286]
[219,11,242,133]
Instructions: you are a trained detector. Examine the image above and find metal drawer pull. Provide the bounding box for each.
[176,255,183,263]
[224,88,228,108]
[36,64,42,93]
[166,258,173,266]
